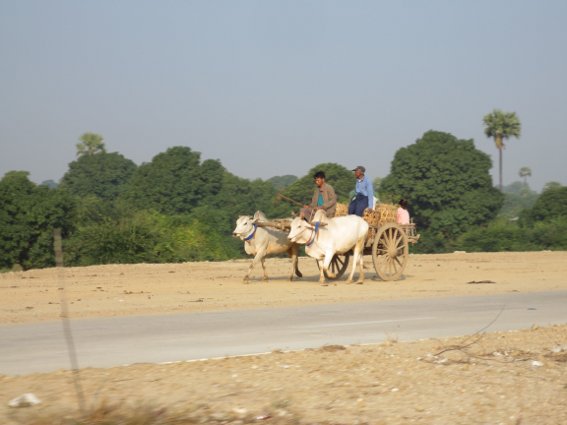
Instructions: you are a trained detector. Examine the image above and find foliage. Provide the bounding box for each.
[483,109,521,190]
[121,146,216,215]
[457,217,567,252]
[498,181,539,220]
[60,152,137,201]
[65,209,241,266]
[520,184,567,224]
[0,171,76,270]
[456,219,534,252]
[458,184,567,251]
[518,166,531,184]
[266,174,298,191]
[380,130,503,252]
[7,136,564,270]
[76,132,106,157]
[483,110,521,149]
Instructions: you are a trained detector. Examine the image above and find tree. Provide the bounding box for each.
[76,132,106,157]
[121,146,205,215]
[518,166,531,186]
[499,181,538,220]
[380,130,503,252]
[266,175,298,191]
[483,109,521,190]
[60,152,137,201]
[0,172,76,270]
[522,184,567,224]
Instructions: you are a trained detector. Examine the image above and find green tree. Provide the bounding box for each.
[60,152,137,201]
[380,130,503,252]
[522,184,567,224]
[76,132,106,157]
[457,219,533,252]
[499,181,538,220]
[0,171,76,270]
[121,146,207,215]
[483,109,521,190]
[266,175,298,191]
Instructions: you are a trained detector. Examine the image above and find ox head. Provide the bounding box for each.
[287,217,312,243]
[232,215,255,240]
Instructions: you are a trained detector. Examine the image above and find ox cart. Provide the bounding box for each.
[256,204,419,281]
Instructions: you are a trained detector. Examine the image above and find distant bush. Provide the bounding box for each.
[456,217,567,252]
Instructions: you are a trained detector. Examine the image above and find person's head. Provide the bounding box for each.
[313,171,326,187]
[352,165,365,179]
[399,199,408,209]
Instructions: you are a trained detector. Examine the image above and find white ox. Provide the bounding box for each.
[232,211,302,283]
[288,210,369,284]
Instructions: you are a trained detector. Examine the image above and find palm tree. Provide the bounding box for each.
[519,166,532,186]
[483,109,521,190]
[76,132,106,157]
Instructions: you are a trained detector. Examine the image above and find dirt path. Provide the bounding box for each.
[1,251,566,424]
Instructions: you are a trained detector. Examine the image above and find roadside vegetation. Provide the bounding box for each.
[1,129,566,271]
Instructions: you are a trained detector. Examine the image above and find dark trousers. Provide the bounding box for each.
[348,194,368,217]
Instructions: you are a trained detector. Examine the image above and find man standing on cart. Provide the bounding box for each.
[301,171,337,221]
[349,165,374,216]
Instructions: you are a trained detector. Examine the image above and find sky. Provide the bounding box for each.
[1,0,566,192]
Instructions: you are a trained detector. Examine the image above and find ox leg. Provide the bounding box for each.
[347,240,365,284]
[261,257,269,281]
[322,250,337,279]
[317,260,328,285]
[244,251,265,283]
[288,245,302,281]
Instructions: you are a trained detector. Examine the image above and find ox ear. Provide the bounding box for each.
[253,210,267,223]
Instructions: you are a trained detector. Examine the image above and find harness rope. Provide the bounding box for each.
[306,221,321,247]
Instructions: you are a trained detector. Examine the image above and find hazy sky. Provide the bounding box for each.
[1,0,566,192]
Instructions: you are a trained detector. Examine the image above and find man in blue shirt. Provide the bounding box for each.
[348,165,374,216]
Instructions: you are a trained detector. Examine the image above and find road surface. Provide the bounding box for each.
[1,291,565,375]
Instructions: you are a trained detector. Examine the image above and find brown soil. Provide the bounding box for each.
[1,251,566,424]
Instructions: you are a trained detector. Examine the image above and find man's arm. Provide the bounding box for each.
[366,179,374,208]
[323,185,337,210]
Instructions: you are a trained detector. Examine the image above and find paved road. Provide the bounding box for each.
[1,291,566,375]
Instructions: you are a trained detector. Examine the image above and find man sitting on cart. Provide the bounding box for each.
[348,165,374,217]
[300,171,337,221]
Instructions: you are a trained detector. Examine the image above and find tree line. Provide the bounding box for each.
[1,130,566,271]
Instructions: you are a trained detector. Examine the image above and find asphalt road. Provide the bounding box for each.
[1,291,566,375]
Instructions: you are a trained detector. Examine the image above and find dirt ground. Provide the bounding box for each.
[1,251,566,424]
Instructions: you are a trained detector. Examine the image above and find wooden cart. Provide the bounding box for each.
[258,204,419,281]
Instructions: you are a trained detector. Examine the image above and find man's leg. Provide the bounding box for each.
[355,196,368,216]
[348,201,356,215]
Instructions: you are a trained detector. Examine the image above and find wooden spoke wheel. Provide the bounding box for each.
[316,254,350,280]
[372,223,409,281]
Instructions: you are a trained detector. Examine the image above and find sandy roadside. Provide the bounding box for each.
[1,251,566,425]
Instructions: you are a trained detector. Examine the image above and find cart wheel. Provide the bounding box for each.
[372,223,409,281]
[316,254,350,280]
